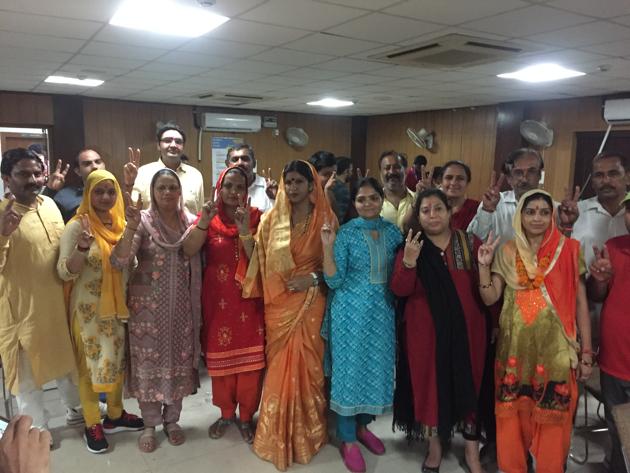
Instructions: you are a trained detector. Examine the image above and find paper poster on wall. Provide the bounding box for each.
[211,136,243,185]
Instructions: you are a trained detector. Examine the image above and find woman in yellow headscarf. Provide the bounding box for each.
[476,189,593,473]
[57,170,143,454]
[243,160,337,471]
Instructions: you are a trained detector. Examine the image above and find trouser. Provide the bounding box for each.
[601,370,630,473]
[336,413,374,443]
[15,348,80,430]
[73,317,123,427]
[479,339,497,444]
[139,400,183,428]
[211,370,263,422]
[496,377,577,473]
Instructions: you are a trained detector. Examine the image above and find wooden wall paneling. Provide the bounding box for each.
[0,92,54,126]
[52,95,85,187]
[350,115,368,171]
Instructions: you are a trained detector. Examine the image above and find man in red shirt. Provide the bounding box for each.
[588,190,630,473]
[404,154,427,191]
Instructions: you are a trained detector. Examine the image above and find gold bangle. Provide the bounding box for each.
[196,224,208,231]
[402,260,416,269]
[239,233,253,241]
[479,281,493,289]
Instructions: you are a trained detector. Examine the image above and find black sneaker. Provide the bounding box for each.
[84,424,108,454]
[102,410,144,434]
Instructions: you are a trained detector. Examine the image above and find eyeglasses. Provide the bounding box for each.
[510,167,540,179]
[160,137,184,145]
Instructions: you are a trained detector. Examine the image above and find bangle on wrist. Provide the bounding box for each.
[310,272,320,286]
[402,259,416,269]
[196,224,208,231]
[479,281,493,289]
[478,261,490,267]
[239,233,253,241]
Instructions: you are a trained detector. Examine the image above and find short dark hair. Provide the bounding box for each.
[336,157,352,175]
[431,166,443,182]
[156,122,186,143]
[502,148,544,174]
[405,188,451,235]
[378,150,402,169]
[27,143,46,157]
[399,153,408,168]
[521,191,553,211]
[283,160,314,183]
[414,155,427,167]
[226,144,255,163]
[354,177,384,200]
[441,160,471,182]
[1,148,43,176]
[73,147,102,168]
[308,151,336,172]
[593,151,628,171]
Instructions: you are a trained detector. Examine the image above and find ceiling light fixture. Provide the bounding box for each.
[307,98,354,108]
[110,0,229,38]
[44,76,104,87]
[497,63,585,83]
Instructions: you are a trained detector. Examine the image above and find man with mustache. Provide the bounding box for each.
[0,148,81,439]
[379,150,415,232]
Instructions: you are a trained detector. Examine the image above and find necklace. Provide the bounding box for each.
[515,251,550,289]
[291,212,312,236]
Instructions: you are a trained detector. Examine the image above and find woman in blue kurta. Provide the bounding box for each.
[321,176,402,473]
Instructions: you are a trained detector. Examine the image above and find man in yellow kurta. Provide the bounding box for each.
[0,148,80,431]
[379,150,415,232]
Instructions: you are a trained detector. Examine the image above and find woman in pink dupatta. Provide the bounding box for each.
[112,168,202,452]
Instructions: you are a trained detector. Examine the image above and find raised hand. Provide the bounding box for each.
[124,192,142,229]
[481,171,506,213]
[478,231,500,266]
[589,245,613,283]
[0,196,22,236]
[324,171,337,195]
[403,229,423,266]
[559,185,580,227]
[124,147,141,188]
[47,159,70,191]
[261,167,278,200]
[234,195,251,235]
[320,218,336,248]
[200,194,218,227]
[0,415,51,473]
[77,214,94,250]
[415,165,434,193]
[356,168,369,180]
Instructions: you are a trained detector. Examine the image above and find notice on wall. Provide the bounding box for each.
[211,136,243,186]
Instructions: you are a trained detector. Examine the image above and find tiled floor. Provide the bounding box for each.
[2,368,612,473]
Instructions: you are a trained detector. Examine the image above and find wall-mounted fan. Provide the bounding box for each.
[285,127,309,149]
[520,120,554,148]
[406,128,434,150]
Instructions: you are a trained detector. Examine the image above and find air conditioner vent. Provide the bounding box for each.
[195,92,265,106]
[371,34,534,69]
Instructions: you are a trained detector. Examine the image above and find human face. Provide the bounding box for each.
[507,154,542,200]
[521,197,552,239]
[418,195,450,235]
[441,164,469,199]
[220,170,247,208]
[75,150,105,182]
[2,159,45,204]
[158,129,185,166]
[284,171,312,205]
[153,174,181,212]
[380,155,404,192]
[90,180,117,213]
[591,157,628,202]
[226,149,255,184]
[354,185,383,219]
[317,165,336,188]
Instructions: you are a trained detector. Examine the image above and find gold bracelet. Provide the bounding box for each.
[479,281,493,289]
[402,260,416,269]
[239,233,254,241]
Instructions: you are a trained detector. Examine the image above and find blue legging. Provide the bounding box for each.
[337,413,374,442]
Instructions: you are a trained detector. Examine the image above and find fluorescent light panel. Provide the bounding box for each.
[110,0,229,38]
[45,76,104,87]
[307,98,354,108]
[497,63,585,83]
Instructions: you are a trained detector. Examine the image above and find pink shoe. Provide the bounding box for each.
[340,443,366,473]
[357,429,385,455]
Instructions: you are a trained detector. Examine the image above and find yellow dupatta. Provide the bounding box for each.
[71,170,128,320]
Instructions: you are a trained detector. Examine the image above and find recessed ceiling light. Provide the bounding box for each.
[307,98,354,108]
[45,76,104,87]
[110,0,229,38]
[497,63,585,83]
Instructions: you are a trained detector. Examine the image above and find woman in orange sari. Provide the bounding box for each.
[477,189,593,473]
[243,160,336,471]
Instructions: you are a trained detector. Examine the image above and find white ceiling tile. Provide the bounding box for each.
[462,6,592,38]
[56,64,127,81]
[0,30,83,53]
[241,0,365,30]
[202,0,267,17]
[283,67,348,80]
[90,25,190,49]
[615,15,630,27]
[0,46,72,63]
[197,69,270,81]
[206,19,309,46]
[548,0,630,18]
[155,51,235,68]
[513,49,609,67]
[69,54,148,70]
[223,59,299,74]
[178,38,267,58]
[0,0,118,21]
[138,62,211,76]
[317,58,389,72]
[583,40,630,57]
[384,0,529,26]
[249,48,334,66]
[326,13,443,43]
[317,0,401,9]
[0,11,102,39]
[328,73,390,84]
[0,79,37,91]
[527,21,630,48]
[283,33,382,56]
[33,83,94,94]
[81,41,167,61]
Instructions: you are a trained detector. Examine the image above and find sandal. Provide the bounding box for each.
[163,422,186,446]
[238,420,255,444]
[208,417,234,439]
[137,427,157,453]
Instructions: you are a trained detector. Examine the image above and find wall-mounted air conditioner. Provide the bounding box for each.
[603,98,630,125]
[202,113,262,132]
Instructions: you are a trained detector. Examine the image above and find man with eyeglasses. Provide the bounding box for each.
[133,123,204,214]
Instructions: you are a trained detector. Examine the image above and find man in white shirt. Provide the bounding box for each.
[225,144,275,212]
[572,151,629,268]
[133,123,204,214]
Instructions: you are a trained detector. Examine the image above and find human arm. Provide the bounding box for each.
[234,196,255,260]
[586,245,612,302]
[123,148,140,194]
[390,230,423,297]
[111,194,143,268]
[467,172,505,241]
[324,172,338,216]
[321,219,343,287]
[57,216,95,279]
[0,197,21,273]
[182,196,217,257]
[477,231,505,305]
[576,276,593,381]
[44,159,70,193]
[0,415,50,473]
[557,186,580,235]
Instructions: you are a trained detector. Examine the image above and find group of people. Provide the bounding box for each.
[0,120,629,473]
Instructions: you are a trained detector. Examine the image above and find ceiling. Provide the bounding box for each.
[2,0,630,115]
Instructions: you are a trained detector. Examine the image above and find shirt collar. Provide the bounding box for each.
[585,196,625,216]
[158,158,185,173]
